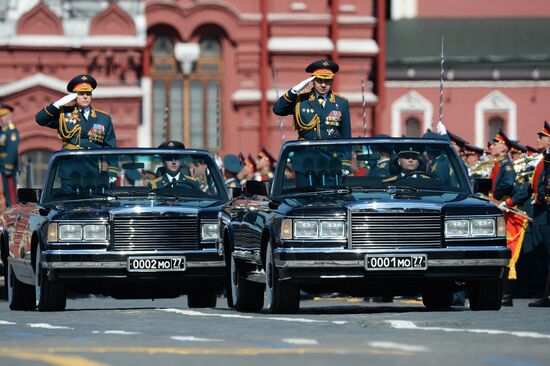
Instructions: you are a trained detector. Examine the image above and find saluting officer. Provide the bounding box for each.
[489,129,515,201]
[0,103,19,207]
[273,60,352,171]
[35,74,116,150]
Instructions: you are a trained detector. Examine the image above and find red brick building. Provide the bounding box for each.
[1,0,549,185]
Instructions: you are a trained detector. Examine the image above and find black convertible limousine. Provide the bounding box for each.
[219,138,510,314]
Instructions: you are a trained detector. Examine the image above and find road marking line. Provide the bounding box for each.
[0,350,107,366]
[368,341,430,352]
[282,338,319,345]
[388,320,550,339]
[171,336,224,342]
[158,308,348,325]
[27,323,73,330]
[0,320,16,325]
[0,346,410,357]
[103,330,140,335]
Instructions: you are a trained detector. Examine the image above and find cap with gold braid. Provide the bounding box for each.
[0,103,14,118]
[66,74,97,93]
[492,129,513,150]
[537,120,550,138]
[305,60,339,80]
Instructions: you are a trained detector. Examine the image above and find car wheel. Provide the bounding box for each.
[468,278,503,311]
[230,251,264,312]
[187,291,217,308]
[35,248,66,311]
[265,240,299,314]
[7,263,35,310]
[422,283,454,310]
[223,236,234,308]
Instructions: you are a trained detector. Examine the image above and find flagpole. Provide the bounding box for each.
[272,67,286,143]
[437,35,445,131]
[360,65,367,137]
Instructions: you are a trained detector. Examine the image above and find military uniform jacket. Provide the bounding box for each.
[36,103,116,150]
[149,173,200,190]
[0,121,19,175]
[273,89,351,140]
[489,155,515,200]
[370,159,390,178]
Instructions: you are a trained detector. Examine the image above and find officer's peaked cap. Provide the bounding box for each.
[0,103,14,117]
[67,74,97,93]
[158,140,186,149]
[305,60,339,79]
[224,154,242,174]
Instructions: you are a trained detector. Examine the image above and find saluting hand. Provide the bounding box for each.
[53,93,78,108]
[291,76,315,94]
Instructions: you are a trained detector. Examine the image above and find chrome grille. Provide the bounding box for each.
[112,215,199,251]
[351,211,442,249]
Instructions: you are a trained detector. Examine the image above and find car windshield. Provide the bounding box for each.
[273,140,470,197]
[43,151,225,203]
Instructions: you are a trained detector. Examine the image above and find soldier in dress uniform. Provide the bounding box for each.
[273,59,352,172]
[35,74,116,150]
[35,75,118,190]
[369,134,392,178]
[0,103,19,207]
[257,147,276,181]
[503,121,550,306]
[223,154,243,189]
[488,129,515,201]
[383,145,433,182]
[149,140,199,190]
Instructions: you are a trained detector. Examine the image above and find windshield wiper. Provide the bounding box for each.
[148,191,180,199]
[286,187,351,197]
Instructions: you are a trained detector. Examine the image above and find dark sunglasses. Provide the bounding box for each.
[399,153,419,160]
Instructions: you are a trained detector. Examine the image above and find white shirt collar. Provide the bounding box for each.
[166,172,180,182]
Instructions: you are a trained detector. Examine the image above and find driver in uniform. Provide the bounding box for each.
[149,140,199,190]
[383,146,432,182]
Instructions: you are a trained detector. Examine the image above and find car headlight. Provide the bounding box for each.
[83,224,107,241]
[201,223,219,241]
[445,218,498,238]
[496,216,506,237]
[47,223,58,242]
[294,220,319,239]
[320,220,346,239]
[471,219,495,237]
[58,224,82,241]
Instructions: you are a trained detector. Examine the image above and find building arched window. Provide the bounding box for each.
[19,149,53,188]
[488,116,504,141]
[150,33,222,150]
[405,117,421,137]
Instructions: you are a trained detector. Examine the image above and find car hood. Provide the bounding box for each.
[46,198,225,221]
[279,191,499,216]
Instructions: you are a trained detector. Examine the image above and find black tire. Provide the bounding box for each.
[7,263,35,310]
[187,291,217,308]
[468,278,503,311]
[230,252,264,312]
[223,235,234,308]
[422,284,454,310]
[265,240,299,314]
[35,249,66,311]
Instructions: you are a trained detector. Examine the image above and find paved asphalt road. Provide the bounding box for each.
[0,284,549,366]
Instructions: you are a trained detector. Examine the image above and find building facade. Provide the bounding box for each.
[0,0,380,185]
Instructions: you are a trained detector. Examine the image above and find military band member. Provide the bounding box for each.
[489,129,515,201]
[35,74,116,150]
[273,60,352,172]
[257,147,276,181]
[502,121,550,307]
[0,103,19,207]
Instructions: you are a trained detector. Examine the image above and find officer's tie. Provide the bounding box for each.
[80,109,88,121]
[317,95,325,108]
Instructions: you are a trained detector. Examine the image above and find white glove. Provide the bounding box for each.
[53,93,77,108]
[291,76,315,94]
[498,201,508,209]
[546,145,550,154]
[436,121,447,135]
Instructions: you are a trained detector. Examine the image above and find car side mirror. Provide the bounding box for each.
[472,178,492,195]
[18,188,41,204]
[245,180,268,197]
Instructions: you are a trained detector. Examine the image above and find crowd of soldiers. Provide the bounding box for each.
[0,59,549,307]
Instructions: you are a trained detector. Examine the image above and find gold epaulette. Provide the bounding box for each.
[93,108,109,115]
[298,89,312,96]
[333,92,347,101]
[184,175,198,181]
[383,176,397,182]
[149,176,163,190]
[8,122,16,130]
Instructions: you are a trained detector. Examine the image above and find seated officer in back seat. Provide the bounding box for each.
[149,140,199,190]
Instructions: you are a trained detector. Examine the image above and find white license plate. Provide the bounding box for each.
[365,254,427,271]
[127,256,186,272]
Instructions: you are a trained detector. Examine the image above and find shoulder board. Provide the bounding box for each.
[333,92,348,101]
[8,122,16,130]
[184,175,198,181]
[298,89,311,96]
[383,176,397,183]
[379,162,387,168]
[93,108,110,115]
[505,166,512,171]
[151,176,163,184]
